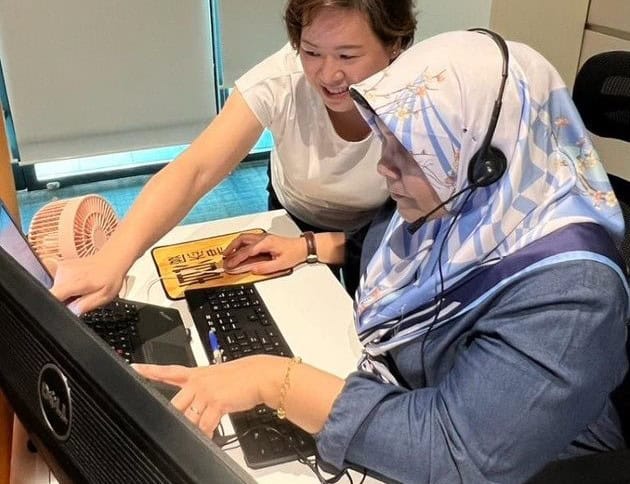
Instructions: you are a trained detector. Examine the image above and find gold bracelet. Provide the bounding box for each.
[276,356,302,420]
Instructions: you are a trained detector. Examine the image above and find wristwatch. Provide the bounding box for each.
[301,231,318,264]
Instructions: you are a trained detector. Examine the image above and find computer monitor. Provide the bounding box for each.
[0,244,255,483]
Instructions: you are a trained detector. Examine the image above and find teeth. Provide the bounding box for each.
[326,86,347,95]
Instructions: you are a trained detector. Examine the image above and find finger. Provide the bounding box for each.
[249,259,289,275]
[223,246,259,269]
[223,235,248,255]
[184,400,206,425]
[51,275,111,311]
[50,281,84,305]
[223,253,249,270]
[132,364,191,386]
[224,239,275,270]
[132,363,189,383]
[171,386,195,413]
[61,291,119,316]
[67,292,113,315]
[131,363,160,378]
[223,233,264,256]
[64,295,98,316]
[198,406,222,437]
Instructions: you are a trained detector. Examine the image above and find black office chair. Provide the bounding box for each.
[573,49,630,437]
[527,50,630,484]
[572,50,630,269]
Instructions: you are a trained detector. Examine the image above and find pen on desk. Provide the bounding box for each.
[208,329,223,365]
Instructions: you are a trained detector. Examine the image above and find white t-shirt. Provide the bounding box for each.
[235,43,388,231]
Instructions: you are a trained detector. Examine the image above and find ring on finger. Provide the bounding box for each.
[188,404,202,416]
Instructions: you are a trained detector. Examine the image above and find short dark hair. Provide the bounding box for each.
[284,0,416,51]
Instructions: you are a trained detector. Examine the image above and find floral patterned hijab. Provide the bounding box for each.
[351,31,626,355]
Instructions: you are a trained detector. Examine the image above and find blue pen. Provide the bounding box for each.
[208,329,223,364]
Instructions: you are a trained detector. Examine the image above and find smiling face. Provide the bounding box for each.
[299,7,395,114]
[372,117,444,223]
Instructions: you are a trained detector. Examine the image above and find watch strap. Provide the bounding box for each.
[301,231,318,264]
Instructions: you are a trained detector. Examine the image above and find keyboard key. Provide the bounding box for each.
[80,301,139,363]
[185,283,317,469]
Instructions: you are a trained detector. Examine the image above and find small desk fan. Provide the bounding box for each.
[28,194,119,263]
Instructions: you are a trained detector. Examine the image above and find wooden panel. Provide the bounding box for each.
[590,133,630,182]
[587,0,630,34]
[579,29,630,66]
[0,109,19,221]
[414,0,492,42]
[490,0,590,88]
[0,108,15,484]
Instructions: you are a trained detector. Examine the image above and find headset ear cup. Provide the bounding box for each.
[468,147,507,187]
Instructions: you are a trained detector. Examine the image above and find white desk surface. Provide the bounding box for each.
[11,209,375,484]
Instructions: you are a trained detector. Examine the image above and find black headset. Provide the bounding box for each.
[348,30,513,387]
[466,28,510,187]
[421,29,511,386]
[350,28,509,189]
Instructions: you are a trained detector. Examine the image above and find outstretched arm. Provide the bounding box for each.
[134,263,627,483]
[51,89,264,313]
[222,231,346,274]
[134,355,345,436]
[317,261,628,483]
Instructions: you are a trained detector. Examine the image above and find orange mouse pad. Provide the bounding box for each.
[151,228,291,300]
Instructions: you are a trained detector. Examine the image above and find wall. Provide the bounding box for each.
[489,0,590,89]
[414,0,492,42]
[490,0,629,182]
[217,0,495,87]
[576,0,630,181]
[218,0,287,87]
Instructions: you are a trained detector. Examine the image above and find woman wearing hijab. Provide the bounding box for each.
[135,31,630,483]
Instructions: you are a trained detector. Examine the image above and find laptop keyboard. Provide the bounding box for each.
[185,283,317,469]
[80,299,140,363]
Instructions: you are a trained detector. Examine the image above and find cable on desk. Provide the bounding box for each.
[210,422,234,448]
[216,424,367,484]
[144,275,178,300]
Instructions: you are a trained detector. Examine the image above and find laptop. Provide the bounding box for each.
[0,199,195,396]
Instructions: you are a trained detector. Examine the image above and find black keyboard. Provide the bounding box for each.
[185,283,317,469]
[80,299,140,363]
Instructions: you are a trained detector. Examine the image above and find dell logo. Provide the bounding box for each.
[38,364,72,441]
[41,382,69,424]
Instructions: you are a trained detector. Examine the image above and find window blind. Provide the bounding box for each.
[216,0,288,88]
[0,0,216,165]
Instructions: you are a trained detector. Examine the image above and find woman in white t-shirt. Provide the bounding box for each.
[238,41,388,232]
[50,0,417,313]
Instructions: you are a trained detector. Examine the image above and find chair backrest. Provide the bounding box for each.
[573,50,630,143]
[573,50,630,272]
[609,174,630,272]
[572,50,630,471]
[530,55,630,480]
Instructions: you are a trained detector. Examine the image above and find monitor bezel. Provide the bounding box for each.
[0,244,254,483]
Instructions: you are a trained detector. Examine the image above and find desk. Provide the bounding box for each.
[11,209,375,484]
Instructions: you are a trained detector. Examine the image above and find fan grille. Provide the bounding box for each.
[28,195,119,261]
